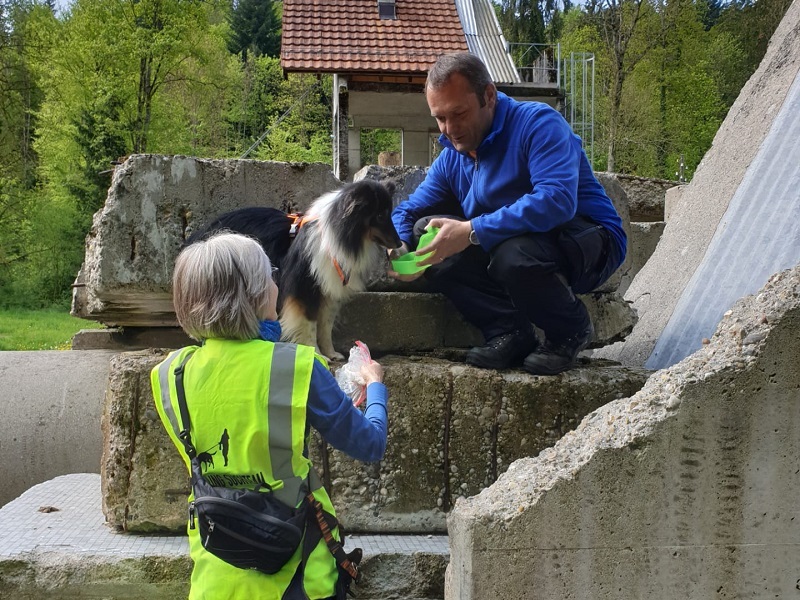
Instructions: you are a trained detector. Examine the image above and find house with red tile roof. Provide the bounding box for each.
[281,0,564,179]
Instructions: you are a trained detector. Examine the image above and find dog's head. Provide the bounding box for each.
[337,179,402,250]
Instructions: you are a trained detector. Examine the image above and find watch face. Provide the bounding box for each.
[469,229,479,245]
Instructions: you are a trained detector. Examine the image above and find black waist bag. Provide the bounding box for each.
[189,459,308,574]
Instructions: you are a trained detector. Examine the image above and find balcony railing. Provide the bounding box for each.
[506,42,560,87]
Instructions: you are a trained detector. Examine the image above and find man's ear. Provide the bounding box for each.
[485,83,497,109]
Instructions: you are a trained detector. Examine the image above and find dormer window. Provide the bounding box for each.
[378,0,396,20]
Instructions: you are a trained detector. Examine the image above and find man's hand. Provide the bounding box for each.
[416,218,472,266]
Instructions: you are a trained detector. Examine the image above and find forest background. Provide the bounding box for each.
[0,0,793,312]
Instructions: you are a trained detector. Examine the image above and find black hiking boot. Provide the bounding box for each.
[466,329,539,370]
[522,322,594,376]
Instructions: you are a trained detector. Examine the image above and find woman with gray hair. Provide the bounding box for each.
[151,232,388,600]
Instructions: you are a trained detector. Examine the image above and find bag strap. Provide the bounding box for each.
[173,353,198,459]
[307,493,361,583]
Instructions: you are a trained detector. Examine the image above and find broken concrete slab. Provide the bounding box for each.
[618,221,666,296]
[101,353,650,534]
[334,290,636,355]
[607,0,800,368]
[446,264,800,599]
[71,156,342,326]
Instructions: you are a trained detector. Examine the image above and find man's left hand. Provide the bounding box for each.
[416,218,472,266]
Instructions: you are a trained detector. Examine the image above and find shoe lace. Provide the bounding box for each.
[488,333,515,349]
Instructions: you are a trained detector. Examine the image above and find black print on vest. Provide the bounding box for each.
[218,428,230,466]
[197,429,231,472]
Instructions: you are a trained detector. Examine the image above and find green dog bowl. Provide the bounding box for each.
[391,227,439,275]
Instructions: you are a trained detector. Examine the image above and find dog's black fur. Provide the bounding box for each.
[185,179,401,360]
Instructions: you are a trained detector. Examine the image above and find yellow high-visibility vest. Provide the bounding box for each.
[151,338,339,600]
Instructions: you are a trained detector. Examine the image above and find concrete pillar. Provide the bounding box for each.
[333,75,349,181]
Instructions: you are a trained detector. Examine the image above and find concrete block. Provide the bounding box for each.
[71,156,342,326]
[101,350,189,533]
[335,291,636,356]
[616,221,665,295]
[101,353,649,534]
[663,184,684,223]
[613,173,676,222]
[0,474,448,600]
[446,265,800,599]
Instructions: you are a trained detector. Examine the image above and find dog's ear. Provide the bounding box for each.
[341,188,360,218]
[382,180,396,197]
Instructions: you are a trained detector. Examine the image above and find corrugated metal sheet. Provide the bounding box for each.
[455,0,520,83]
[646,70,800,370]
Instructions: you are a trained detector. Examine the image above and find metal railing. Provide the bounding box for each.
[506,42,560,87]
[563,52,595,167]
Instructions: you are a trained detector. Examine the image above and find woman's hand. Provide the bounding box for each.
[360,360,384,385]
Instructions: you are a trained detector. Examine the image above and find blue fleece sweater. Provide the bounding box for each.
[392,92,626,266]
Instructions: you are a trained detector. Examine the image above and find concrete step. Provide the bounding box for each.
[73,290,637,355]
[0,474,448,600]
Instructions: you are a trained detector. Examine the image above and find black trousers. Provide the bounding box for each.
[413,215,620,343]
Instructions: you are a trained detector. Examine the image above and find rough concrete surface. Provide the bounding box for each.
[0,473,448,600]
[0,350,117,508]
[619,221,665,296]
[605,0,800,368]
[71,156,342,326]
[101,353,649,534]
[446,265,800,599]
[611,173,674,222]
[335,290,637,356]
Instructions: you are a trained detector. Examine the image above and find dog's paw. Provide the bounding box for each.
[321,349,346,362]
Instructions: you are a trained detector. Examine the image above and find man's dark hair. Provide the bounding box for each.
[426,52,494,107]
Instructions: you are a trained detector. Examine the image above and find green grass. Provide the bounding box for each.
[0,308,105,351]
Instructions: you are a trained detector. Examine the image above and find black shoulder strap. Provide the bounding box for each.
[173,353,197,459]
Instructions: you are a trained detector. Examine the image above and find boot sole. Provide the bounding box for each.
[465,354,521,370]
[521,359,575,376]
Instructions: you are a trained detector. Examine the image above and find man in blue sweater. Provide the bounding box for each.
[389,52,626,375]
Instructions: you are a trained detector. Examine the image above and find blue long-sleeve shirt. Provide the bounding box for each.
[392,92,626,267]
[306,358,388,463]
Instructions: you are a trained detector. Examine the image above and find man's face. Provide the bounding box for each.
[427,73,496,154]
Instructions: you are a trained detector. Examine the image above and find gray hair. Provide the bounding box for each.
[173,232,273,341]
[426,52,494,106]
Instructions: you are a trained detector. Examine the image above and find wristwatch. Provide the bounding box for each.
[468,224,480,245]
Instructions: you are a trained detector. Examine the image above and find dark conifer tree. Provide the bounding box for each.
[227,0,281,60]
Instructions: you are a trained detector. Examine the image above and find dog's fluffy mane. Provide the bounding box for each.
[298,185,386,300]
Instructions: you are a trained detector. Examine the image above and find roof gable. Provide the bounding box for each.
[281,0,469,75]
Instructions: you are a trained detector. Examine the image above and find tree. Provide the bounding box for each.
[585,0,660,172]
[227,0,280,60]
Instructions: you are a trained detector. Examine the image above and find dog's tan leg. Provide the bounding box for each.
[317,298,344,361]
[280,297,317,349]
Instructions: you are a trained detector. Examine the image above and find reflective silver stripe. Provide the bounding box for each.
[267,343,305,506]
[156,351,187,438]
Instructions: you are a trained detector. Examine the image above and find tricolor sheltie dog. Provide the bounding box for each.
[186,179,401,360]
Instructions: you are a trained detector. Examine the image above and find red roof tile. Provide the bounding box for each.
[281,0,468,75]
